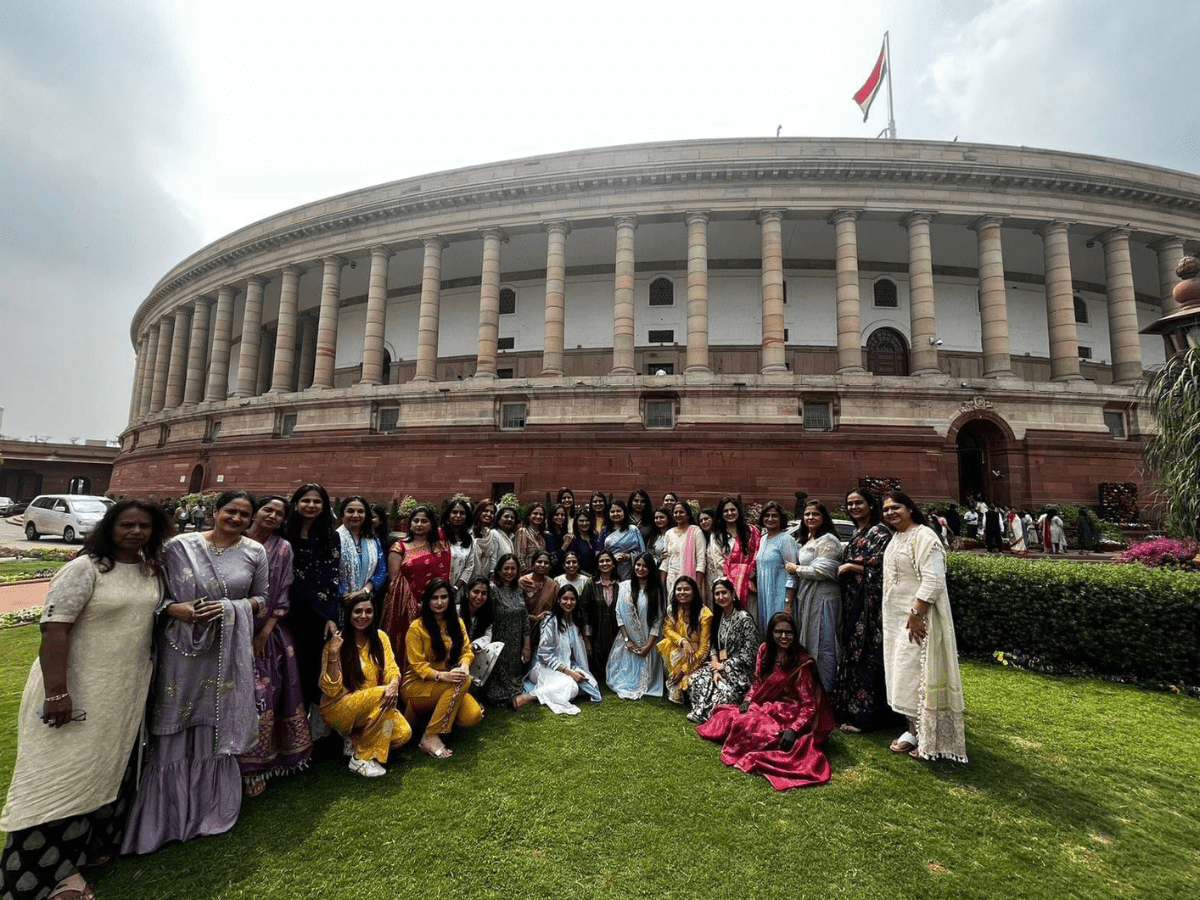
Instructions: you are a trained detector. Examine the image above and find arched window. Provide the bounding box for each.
[649,277,674,306]
[866,327,910,376]
[499,288,516,315]
[1073,295,1089,324]
[381,349,392,384]
[873,278,899,308]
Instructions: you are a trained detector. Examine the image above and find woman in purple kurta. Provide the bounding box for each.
[122,490,265,855]
[238,496,313,796]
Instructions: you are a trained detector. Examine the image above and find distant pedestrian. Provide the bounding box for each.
[983,506,1002,553]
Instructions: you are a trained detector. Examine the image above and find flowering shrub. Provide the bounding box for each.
[0,547,76,562]
[0,606,42,629]
[858,476,901,498]
[1099,482,1139,523]
[1118,537,1198,569]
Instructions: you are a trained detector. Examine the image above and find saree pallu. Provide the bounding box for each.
[696,648,834,791]
[723,525,761,604]
[381,541,451,668]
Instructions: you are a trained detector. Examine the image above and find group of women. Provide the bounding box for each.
[1,484,966,900]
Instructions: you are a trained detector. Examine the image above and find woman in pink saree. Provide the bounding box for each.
[696,611,834,791]
[381,505,450,667]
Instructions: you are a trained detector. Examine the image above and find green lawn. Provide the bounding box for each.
[0,559,65,583]
[1,625,1197,899]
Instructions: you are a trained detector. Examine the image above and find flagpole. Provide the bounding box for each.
[884,30,896,140]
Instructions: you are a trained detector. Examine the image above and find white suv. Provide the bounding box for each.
[24,495,111,543]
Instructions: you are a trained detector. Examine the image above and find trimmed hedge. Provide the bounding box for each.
[947,553,1200,687]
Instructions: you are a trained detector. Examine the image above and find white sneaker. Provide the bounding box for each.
[348,757,386,778]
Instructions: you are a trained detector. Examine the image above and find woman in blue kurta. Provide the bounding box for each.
[601,499,646,582]
[755,502,797,629]
[784,500,843,693]
[337,495,387,609]
[605,552,665,699]
[524,584,601,714]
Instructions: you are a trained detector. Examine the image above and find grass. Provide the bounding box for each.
[0,559,66,583]
[2,625,1198,899]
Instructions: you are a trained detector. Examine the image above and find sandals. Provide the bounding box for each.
[48,881,95,900]
[889,731,918,754]
[418,737,453,759]
[244,779,266,798]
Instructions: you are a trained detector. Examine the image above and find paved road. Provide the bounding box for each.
[0,516,71,552]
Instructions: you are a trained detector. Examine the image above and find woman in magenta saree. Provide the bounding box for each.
[696,612,834,791]
[382,505,451,667]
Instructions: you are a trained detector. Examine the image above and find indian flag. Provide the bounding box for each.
[853,39,887,123]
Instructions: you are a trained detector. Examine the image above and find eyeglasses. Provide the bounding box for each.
[771,629,795,637]
[39,707,87,722]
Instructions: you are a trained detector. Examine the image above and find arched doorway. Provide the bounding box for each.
[67,476,91,495]
[866,327,909,375]
[955,417,1010,506]
[188,464,205,493]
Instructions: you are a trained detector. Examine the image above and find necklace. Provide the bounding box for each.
[209,536,239,556]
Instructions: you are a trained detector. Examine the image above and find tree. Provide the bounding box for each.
[1143,345,1200,539]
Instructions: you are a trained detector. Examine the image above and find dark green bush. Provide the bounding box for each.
[948,553,1200,686]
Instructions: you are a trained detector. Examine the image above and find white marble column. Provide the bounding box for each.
[1035,221,1082,382]
[149,315,174,413]
[360,247,393,386]
[1151,235,1186,318]
[830,209,865,373]
[205,286,236,402]
[297,315,317,391]
[128,334,150,421]
[270,265,303,393]
[684,211,711,375]
[164,306,191,408]
[183,297,211,405]
[612,216,637,375]
[414,237,448,382]
[759,209,787,374]
[541,221,570,377]
[137,324,159,417]
[474,228,506,379]
[1099,227,1142,385]
[312,256,346,390]
[234,275,267,397]
[971,216,1014,377]
[903,212,940,375]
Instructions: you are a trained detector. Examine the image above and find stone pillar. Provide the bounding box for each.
[297,315,317,391]
[971,216,1014,377]
[610,215,638,375]
[540,221,570,377]
[312,256,346,389]
[128,334,150,421]
[474,228,506,379]
[830,209,865,373]
[205,286,236,402]
[684,211,711,374]
[233,275,267,397]
[270,265,303,393]
[164,306,191,408]
[149,315,174,413]
[183,297,211,405]
[252,329,270,396]
[137,324,159,417]
[1151,236,1186,318]
[758,209,787,374]
[1099,227,1143,385]
[360,247,394,386]
[1035,221,1082,382]
[903,212,940,375]
[413,238,448,382]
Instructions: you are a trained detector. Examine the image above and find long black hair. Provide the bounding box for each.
[419,578,465,665]
[442,498,474,548]
[759,612,805,677]
[83,498,173,573]
[631,551,665,627]
[669,575,704,641]
[285,482,337,546]
[340,596,386,693]
[713,495,753,554]
[338,495,377,542]
[551,583,584,633]
[459,575,494,640]
[709,576,744,638]
[881,490,929,528]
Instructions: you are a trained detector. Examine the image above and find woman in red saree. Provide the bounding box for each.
[381,505,450,667]
[696,611,834,791]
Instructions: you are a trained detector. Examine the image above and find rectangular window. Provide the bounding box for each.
[646,399,674,429]
[204,420,221,443]
[803,402,832,431]
[497,367,514,379]
[1103,410,1126,438]
[499,288,516,315]
[783,328,789,342]
[281,413,297,438]
[646,363,674,376]
[497,336,515,351]
[648,329,674,344]
[501,402,527,429]
[492,482,515,501]
[1078,345,1093,359]
[378,407,400,434]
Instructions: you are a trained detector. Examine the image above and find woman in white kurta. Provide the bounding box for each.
[1,500,169,900]
[880,490,967,763]
[605,553,666,699]
[661,501,707,600]
[524,584,602,714]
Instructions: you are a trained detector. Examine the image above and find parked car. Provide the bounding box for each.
[23,494,111,543]
[787,516,856,551]
[0,497,14,515]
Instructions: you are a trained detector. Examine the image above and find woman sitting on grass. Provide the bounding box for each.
[685,577,760,724]
[401,579,483,759]
[320,597,410,778]
[696,612,834,791]
[657,575,712,704]
[606,552,666,700]
[460,576,504,697]
[524,584,602,715]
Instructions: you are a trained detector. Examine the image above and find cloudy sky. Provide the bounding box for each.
[2,0,1197,443]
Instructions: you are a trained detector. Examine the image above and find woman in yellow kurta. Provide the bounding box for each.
[656,575,713,704]
[402,578,483,759]
[320,597,411,777]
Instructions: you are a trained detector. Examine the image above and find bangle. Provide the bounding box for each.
[44,692,69,703]
[908,607,926,619]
